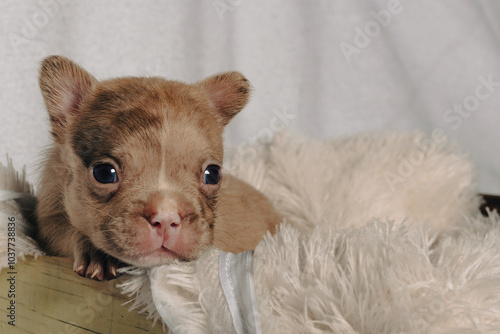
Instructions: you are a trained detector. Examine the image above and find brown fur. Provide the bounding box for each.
[36,56,280,280]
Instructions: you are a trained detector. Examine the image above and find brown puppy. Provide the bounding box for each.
[36,56,280,280]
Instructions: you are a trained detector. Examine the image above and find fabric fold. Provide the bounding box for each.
[219,251,262,334]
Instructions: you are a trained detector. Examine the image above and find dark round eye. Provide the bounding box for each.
[203,165,221,185]
[93,164,118,184]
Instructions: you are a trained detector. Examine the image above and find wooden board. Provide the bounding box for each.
[0,255,165,334]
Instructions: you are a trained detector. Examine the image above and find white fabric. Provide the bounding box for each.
[149,250,262,334]
[118,130,498,333]
[219,251,261,334]
[1,0,500,193]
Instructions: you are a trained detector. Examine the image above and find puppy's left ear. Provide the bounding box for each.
[197,72,251,126]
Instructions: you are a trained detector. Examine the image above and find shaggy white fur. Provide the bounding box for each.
[2,131,500,333]
[119,131,500,333]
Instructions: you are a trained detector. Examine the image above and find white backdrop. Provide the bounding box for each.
[1,0,500,193]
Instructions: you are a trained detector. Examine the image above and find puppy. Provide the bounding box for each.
[35,56,280,280]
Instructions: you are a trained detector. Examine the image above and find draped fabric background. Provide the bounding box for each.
[1,0,499,193]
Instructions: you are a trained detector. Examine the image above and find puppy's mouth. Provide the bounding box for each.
[107,248,181,268]
[155,246,184,259]
[137,246,186,263]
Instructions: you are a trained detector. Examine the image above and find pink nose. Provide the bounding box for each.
[149,211,182,231]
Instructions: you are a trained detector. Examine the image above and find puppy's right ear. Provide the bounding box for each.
[39,55,96,142]
[197,71,251,126]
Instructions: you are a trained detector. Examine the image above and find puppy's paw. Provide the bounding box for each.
[73,245,123,281]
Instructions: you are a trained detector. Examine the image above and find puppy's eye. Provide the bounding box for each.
[93,164,118,184]
[203,165,221,185]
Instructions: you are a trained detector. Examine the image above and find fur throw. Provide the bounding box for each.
[3,131,500,333]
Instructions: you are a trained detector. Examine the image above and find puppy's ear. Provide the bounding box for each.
[39,55,97,142]
[197,72,251,126]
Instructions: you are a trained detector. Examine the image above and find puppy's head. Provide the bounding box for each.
[39,56,250,266]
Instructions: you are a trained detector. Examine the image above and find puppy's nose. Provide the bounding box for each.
[149,211,181,230]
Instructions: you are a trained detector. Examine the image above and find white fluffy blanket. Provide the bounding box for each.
[2,131,500,333]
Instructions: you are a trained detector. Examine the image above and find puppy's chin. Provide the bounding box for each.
[122,246,207,267]
[120,248,188,267]
[95,241,204,268]
[111,246,205,268]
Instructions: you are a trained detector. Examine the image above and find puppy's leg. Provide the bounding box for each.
[214,175,281,253]
[73,235,122,281]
